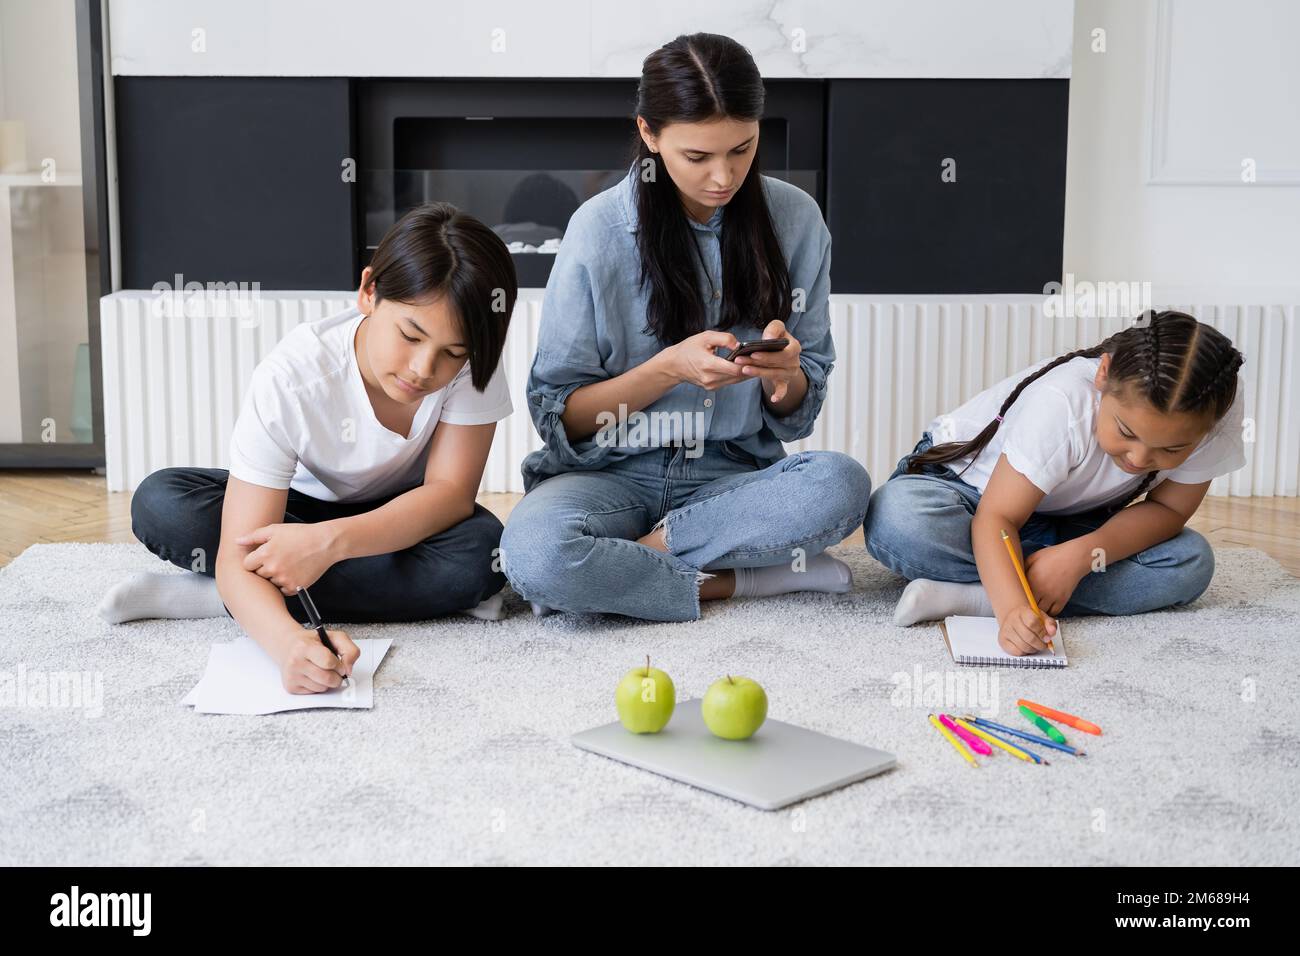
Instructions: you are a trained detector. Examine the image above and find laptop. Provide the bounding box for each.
[571,698,896,811]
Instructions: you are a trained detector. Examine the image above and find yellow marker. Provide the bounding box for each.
[953,716,1042,765]
[1000,528,1054,652]
[929,713,978,767]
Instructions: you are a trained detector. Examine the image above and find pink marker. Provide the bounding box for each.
[940,713,992,755]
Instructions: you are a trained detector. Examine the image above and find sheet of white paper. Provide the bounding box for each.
[183,636,392,715]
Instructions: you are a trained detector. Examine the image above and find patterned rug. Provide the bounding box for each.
[1,541,1296,865]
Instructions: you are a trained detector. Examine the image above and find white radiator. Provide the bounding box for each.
[100,291,1300,497]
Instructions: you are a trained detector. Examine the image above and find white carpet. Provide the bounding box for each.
[2,540,1297,866]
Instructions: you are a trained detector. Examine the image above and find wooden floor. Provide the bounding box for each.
[1,470,1298,576]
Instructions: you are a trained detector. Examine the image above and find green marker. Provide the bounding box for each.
[1019,703,1067,744]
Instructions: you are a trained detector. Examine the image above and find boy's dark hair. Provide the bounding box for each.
[365,202,516,390]
[907,310,1245,510]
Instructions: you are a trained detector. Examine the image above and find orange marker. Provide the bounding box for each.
[1018,699,1102,736]
[1000,529,1054,652]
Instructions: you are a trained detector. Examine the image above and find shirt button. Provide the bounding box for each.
[704,398,713,408]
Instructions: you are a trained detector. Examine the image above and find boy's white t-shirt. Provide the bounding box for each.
[228,306,512,502]
[926,355,1246,515]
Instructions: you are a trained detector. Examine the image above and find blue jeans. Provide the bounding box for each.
[500,442,872,621]
[131,467,507,623]
[862,433,1215,616]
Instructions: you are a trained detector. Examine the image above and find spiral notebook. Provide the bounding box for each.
[940,616,1068,668]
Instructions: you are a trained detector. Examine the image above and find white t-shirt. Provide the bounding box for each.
[926,355,1246,515]
[228,306,512,502]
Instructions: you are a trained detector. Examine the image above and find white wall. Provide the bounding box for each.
[106,0,1073,79]
[1064,0,1300,298]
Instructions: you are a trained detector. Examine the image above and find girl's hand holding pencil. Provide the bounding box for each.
[998,605,1057,657]
[997,528,1058,656]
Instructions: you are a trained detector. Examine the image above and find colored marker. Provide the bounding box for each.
[1019,704,1067,744]
[1018,699,1102,736]
[930,713,978,767]
[939,713,992,755]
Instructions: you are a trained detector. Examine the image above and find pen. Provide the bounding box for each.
[952,716,1049,765]
[960,715,1086,756]
[296,586,350,685]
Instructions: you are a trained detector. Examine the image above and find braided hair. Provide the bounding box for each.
[906,310,1245,510]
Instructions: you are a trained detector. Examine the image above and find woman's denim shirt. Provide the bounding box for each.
[521,165,834,492]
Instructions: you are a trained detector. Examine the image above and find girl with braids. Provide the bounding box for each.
[501,33,870,621]
[863,310,1246,655]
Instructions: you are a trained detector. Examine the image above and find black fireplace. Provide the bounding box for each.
[114,75,1067,294]
[357,78,825,287]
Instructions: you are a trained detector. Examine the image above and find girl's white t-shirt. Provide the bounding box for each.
[228,306,512,502]
[926,355,1246,515]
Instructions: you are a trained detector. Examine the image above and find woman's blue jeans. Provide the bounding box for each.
[862,433,1216,616]
[500,442,872,621]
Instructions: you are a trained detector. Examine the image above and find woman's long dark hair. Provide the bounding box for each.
[631,33,792,344]
[908,310,1245,509]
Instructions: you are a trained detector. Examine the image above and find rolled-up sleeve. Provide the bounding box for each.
[762,221,834,443]
[526,248,616,470]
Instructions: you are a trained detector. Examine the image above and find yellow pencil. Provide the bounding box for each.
[929,713,978,767]
[1000,528,1054,652]
[953,717,1047,765]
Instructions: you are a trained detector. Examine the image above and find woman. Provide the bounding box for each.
[500,32,871,622]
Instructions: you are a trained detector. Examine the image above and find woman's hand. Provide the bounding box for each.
[237,521,340,595]
[1024,539,1091,617]
[731,319,803,404]
[663,330,748,391]
[278,625,358,694]
[997,605,1057,656]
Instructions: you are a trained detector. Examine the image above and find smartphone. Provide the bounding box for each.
[716,337,789,361]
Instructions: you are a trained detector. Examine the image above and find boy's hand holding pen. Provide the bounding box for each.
[275,586,359,695]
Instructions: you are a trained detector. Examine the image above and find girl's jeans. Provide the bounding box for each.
[500,442,872,621]
[862,433,1215,616]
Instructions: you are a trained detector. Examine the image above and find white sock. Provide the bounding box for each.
[460,590,506,621]
[530,601,555,617]
[731,552,854,599]
[893,579,993,626]
[97,571,228,624]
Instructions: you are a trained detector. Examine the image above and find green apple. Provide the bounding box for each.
[615,656,676,733]
[702,675,768,740]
